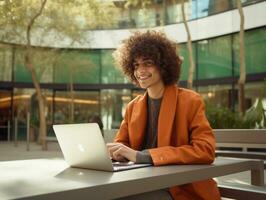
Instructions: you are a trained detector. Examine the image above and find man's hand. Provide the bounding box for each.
[107,143,138,162]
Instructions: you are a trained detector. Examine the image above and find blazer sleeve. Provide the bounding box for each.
[149,95,216,166]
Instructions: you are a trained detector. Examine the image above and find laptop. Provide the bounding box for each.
[53,123,151,172]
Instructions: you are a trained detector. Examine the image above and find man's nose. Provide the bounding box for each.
[136,65,146,72]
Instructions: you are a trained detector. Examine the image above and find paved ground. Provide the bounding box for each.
[0,141,63,161]
[0,141,265,200]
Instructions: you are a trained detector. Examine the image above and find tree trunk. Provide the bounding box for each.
[237,0,246,114]
[25,0,47,150]
[181,0,195,89]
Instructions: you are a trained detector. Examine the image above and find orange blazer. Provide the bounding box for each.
[114,84,221,200]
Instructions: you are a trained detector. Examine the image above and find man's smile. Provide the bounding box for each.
[136,74,152,81]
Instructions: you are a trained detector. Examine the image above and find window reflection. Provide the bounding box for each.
[54,91,100,126]
[101,89,131,129]
[199,85,231,108]
[0,90,12,140]
[12,88,53,140]
[0,44,12,81]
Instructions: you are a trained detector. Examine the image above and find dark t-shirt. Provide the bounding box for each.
[136,96,162,164]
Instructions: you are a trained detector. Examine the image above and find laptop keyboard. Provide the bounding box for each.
[112,161,152,171]
[112,161,134,166]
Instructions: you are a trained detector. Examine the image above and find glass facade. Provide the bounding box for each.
[197,36,232,79]
[0,26,265,138]
[101,50,128,84]
[54,50,101,84]
[0,90,11,140]
[101,89,131,129]
[109,0,265,29]
[198,84,232,108]
[54,90,100,124]
[0,44,12,81]
[12,88,53,140]
[14,48,54,83]
[233,28,266,76]
[179,43,196,81]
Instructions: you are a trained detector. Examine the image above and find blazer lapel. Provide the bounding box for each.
[157,85,178,147]
[129,92,148,150]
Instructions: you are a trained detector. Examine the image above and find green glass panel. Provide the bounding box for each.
[14,49,31,82]
[179,43,196,81]
[14,48,54,83]
[233,28,266,75]
[197,36,232,79]
[101,50,126,84]
[54,50,100,84]
[0,44,12,81]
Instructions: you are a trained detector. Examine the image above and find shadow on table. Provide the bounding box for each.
[55,167,114,184]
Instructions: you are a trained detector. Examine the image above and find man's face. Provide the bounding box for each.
[133,58,162,89]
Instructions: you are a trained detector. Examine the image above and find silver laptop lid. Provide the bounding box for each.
[53,123,114,171]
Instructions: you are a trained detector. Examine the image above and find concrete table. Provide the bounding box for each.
[0,157,264,200]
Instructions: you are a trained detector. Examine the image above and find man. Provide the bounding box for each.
[107,31,221,200]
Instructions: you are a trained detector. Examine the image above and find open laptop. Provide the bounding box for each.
[53,123,151,172]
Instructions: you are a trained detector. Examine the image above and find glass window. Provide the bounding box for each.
[196,0,210,18]
[101,89,131,129]
[179,43,196,81]
[101,50,128,84]
[197,36,232,79]
[244,82,266,110]
[135,8,156,28]
[166,0,194,24]
[12,88,53,140]
[0,90,12,140]
[207,0,234,16]
[198,84,232,108]
[54,50,100,84]
[0,44,12,81]
[14,47,54,83]
[54,90,100,126]
[233,28,266,75]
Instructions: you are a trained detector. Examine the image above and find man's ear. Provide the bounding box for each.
[178,56,184,65]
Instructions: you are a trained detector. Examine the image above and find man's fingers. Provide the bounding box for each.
[112,147,127,161]
[108,144,122,156]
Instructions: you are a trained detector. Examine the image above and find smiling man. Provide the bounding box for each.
[107,31,221,200]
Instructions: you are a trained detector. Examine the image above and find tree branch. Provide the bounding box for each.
[26,0,47,46]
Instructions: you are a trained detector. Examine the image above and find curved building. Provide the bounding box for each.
[0,0,265,140]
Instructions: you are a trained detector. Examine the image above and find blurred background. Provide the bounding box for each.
[0,0,265,147]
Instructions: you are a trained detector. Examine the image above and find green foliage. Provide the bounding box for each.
[245,98,266,128]
[244,79,266,128]
[0,0,116,44]
[205,103,252,129]
[206,104,241,129]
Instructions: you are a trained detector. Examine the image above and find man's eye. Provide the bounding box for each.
[145,61,154,66]
[133,63,139,68]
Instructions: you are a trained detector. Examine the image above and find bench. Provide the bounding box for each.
[214,129,266,160]
[218,183,266,200]
[214,129,266,198]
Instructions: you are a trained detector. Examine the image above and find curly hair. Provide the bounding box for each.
[113,31,182,85]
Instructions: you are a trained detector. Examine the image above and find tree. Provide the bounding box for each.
[0,0,116,149]
[54,51,93,123]
[24,0,48,148]
[178,0,195,89]
[236,0,246,114]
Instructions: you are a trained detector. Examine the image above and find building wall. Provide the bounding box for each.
[0,1,265,139]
